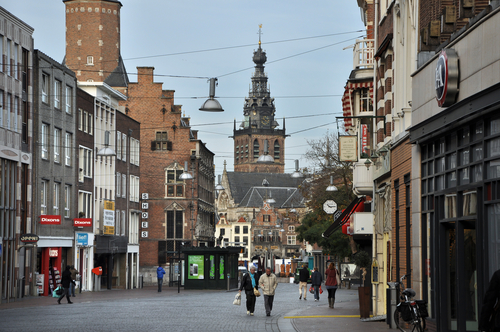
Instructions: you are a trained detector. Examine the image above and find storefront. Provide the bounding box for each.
[36,241,72,296]
[75,231,94,292]
[410,7,500,331]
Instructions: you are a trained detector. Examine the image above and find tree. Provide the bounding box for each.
[296,131,355,260]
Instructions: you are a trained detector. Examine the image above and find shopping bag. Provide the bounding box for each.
[233,292,241,306]
[309,286,314,294]
[254,288,261,297]
[319,286,323,294]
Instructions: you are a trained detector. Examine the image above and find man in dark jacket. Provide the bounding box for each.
[299,266,309,300]
[157,265,166,292]
[479,269,500,331]
[58,266,76,304]
[239,266,260,316]
[310,267,323,301]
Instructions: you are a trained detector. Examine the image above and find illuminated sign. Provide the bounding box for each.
[435,49,459,107]
[20,234,39,243]
[73,218,92,227]
[49,248,59,257]
[40,215,61,225]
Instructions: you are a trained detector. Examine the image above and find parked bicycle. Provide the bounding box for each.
[393,274,428,332]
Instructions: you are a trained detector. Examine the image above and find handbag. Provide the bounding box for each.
[336,269,341,286]
[309,286,314,294]
[254,288,261,297]
[319,285,323,294]
[233,292,241,306]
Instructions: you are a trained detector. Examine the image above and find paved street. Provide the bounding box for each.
[0,283,389,332]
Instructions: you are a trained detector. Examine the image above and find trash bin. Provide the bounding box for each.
[139,275,143,289]
[387,282,397,328]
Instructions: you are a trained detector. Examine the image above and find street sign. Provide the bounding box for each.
[141,231,148,238]
[142,212,148,219]
[141,193,149,200]
[141,202,149,209]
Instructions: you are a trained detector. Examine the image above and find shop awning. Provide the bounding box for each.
[322,196,366,238]
[341,81,373,129]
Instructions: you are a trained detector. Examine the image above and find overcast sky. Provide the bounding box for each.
[8,0,365,176]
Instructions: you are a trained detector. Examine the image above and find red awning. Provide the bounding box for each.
[341,81,374,130]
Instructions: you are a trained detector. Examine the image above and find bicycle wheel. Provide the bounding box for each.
[414,317,425,332]
[394,309,414,332]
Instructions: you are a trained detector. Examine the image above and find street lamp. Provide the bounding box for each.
[199,78,224,112]
[291,160,304,178]
[96,131,116,156]
[326,176,338,192]
[257,140,274,163]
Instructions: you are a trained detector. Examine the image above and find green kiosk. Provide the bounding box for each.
[183,246,243,290]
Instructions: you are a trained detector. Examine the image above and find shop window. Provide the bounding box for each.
[463,191,477,216]
[445,194,457,219]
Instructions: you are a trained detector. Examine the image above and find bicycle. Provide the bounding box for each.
[393,274,428,332]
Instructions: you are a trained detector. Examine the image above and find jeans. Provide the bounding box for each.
[264,295,274,314]
[313,285,320,300]
[158,278,163,292]
[58,287,71,303]
[299,281,307,299]
[70,281,76,297]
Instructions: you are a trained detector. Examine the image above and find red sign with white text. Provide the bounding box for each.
[361,124,369,156]
[73,218,92,227]
[40,215,61,225]
[49,248,59,257]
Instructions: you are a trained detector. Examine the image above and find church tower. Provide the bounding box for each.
[63,0,128,92]
[232,27,287,173]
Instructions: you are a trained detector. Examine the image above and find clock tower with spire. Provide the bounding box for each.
[232,26,287,173]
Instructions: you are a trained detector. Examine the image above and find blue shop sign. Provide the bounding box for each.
[76,233,88,246]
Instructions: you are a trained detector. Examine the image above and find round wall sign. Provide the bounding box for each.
[435,49,459,107]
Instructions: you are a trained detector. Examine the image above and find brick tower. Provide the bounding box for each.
[63,0,128,91]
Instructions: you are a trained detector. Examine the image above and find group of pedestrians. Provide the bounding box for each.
[239,266,278,316]
[299,263,340,307]
[56,265,79,304]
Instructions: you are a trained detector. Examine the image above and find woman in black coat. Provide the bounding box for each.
[238,266,260,316]
[58,266,76,304]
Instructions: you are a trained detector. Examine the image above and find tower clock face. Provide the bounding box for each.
[261,115,270,126]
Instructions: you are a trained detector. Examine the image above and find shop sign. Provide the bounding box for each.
[188,255,205,280]
[49,248,59,257]
[361,124,369,156]
[339,135,358,162]
[40,215,61,225]
[20,233,39,243]
[103,200,115,235]
[435,48,459,107]
[73,218,92,227]
[76,233,88,246]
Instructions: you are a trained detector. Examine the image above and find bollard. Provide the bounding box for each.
[227,273,230,291]
[387,282,397,328]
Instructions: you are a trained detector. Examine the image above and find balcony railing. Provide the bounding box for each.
[353,39,374,69]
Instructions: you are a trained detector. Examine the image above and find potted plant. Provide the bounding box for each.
[352,250,371,318]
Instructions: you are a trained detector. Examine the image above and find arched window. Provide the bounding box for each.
[253,139,260,159]
[274,140,280,159]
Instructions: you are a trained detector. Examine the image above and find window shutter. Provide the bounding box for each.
[167,141,173,151]
[151,141,156,151]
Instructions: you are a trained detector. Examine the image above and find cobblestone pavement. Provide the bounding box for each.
[0,283,390,332]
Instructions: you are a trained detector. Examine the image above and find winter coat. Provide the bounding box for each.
[70,268,79,280]
[157,266,166,279]
[325,268,338,287]
[299,267,310,282]
[239,272,260,292]
[311,270,322,286]
[479,269,500,331]
[61,268,76,288]
[259,272,278,296]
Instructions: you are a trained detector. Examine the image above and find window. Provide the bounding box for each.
[253,139,260,159]
[129,212,140,244]
[122,173,126,198]
[0,36,2,71]
[82,111,88,132]
[220,229,226,236]
[6,93,10,129]
[54,80,61,109]
[166,210,183,239]
[235,226,240,234]
[243,236,248,245]
[166,169,184,197]
[87,56,94,65]
[154,131,170,150]
[78,109,83,131]
[263,215,270,222]
[64,185,70,218]
[53,183,60,215]
[0,90,3,127]
[65,132,72,166]
[359,88,373,112]
[116,172,121,197]
[6,39,10,76]
[130,175,139,202]
[122,133,127,161]
[78,191,92,218]
[243,226,248,234]
[54,128,61,163]
[14,43,18,79]
[287,235,296,245]
[13,97,18,131]
[41,180,47,215]
[41,123,49,159]
[235,236,240,244]
[42,74,49,104]
[116,131,121,159]
[131,138,140,165]
[274,140,280,159]
[121,210,126,236]
[79,147,92,178]
[65,86,72,114]
[88,112,93,135]
[116,209,121,235]
[288,225,295,232]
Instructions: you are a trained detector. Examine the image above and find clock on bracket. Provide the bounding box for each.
[323,200,337,214]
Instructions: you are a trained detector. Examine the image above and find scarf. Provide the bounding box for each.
[250,273,256,288]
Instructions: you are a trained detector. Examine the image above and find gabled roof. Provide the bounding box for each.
[104,55,129,87]
[226,172,306,208]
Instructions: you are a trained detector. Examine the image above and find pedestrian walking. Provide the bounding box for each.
[259,267,278,316]
[298,265,309,300]
[57,266,75,304]
[310,267,322,301]
[479,269,500,331]
[157,265,166,292]
[69,265,79,297]
[239,266,260,316]
[324,262,339,308]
